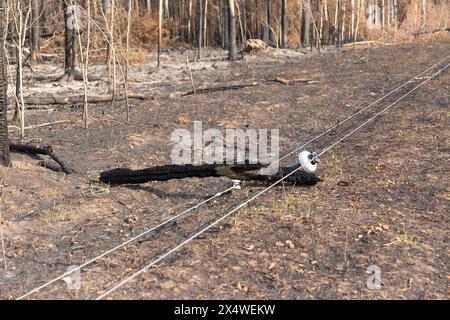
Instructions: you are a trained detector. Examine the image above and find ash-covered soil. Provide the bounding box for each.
[0,41,449,299]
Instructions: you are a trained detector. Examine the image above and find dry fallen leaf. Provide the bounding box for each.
[14,249,24,257]
[236,282,248,292]
[286,240,295,249]
[160,280,176,290]
[275,241,285,247]
[178,116,189,124]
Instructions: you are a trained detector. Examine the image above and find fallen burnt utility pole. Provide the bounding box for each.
[9,143,74,174]
[99,162,320,186]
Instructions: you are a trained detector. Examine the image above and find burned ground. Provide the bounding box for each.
[0,41,449,299]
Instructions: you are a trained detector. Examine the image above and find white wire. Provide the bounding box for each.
[318,63,450,157]
[17,184,237,300]
[96,164,306,300]
[96,61,450,300]
[265,55,450,169]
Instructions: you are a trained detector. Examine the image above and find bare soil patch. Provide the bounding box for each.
[1,41,449,300]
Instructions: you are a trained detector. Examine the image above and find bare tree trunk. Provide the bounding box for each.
[197,0,203,59]
[164,0,169,18]
[125,0,132,124]
[30,0,41,63]
[223,0,229,49]
[15,34,24,138]
[203,0,208,47]
[350,0,355,39]
[444,0,449,29]
[421,0,427,30]
[104,0,112,64]
[354,0,364,41]
[391,0,397,24]
[12,1,30,139]
[235,0,244,45]
[158,0,162,67]
[298,0,303,46]
[188,0,193,43]
[334,0,340,46]
[62,1,78,81]
[81,0,91,129]
[341,0,347,42]
[320,0,324,40]
[265,0,272,43]
[301,0,311,48]
[0,0,10,166]
[280,0,287,47]
[228,0,237,60]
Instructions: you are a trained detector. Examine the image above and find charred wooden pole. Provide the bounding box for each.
[100,163,320,186]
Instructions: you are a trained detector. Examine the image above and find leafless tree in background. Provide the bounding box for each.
[0,0,10,166]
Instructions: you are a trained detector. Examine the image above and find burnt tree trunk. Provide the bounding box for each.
[301,0,312,48]
[228,0,237,60]
[265,0,272,43]
[61,2,78,81]
[30,0,42,63]
[0,0,10,166]
[280,0,287,47]
[223,0,230,49]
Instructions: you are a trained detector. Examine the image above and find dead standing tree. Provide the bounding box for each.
[264,0,273,43]
[0,0,10,166]
[301,0,312,47]
[228,0,237,60]
[30,0,41,63]
[11,0,31,140]
[197,0,203,59]
[280,0,287,47]
[60,2,79,81]
[157,0,162,67]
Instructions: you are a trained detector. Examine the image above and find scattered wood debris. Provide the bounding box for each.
[9,143,74,174]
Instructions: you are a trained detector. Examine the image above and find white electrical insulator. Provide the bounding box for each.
[232,179,242,190]
[298,151,319,173]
